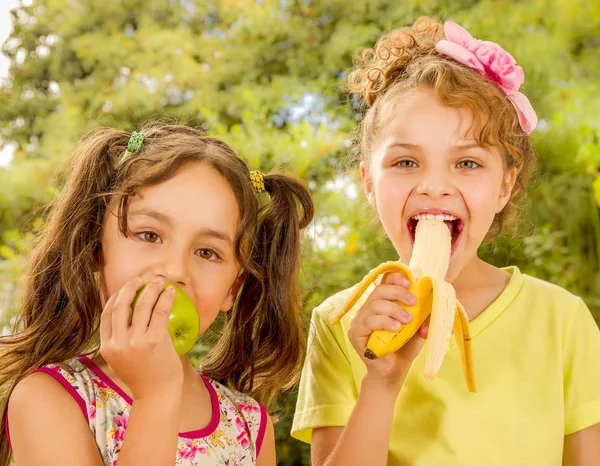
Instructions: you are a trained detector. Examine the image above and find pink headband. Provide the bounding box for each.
[435,20,538,134]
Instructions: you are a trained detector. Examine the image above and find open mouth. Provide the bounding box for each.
[407,214,464,253]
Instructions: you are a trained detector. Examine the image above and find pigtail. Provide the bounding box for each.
[202,172,314,408]
[0,128,128,466]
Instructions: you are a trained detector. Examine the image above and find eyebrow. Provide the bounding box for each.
[130,207,171,224]
[385,141,485,152]
[129,207,234,245]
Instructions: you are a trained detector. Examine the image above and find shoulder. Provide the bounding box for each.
[10,369,79,414]
[207,377,265,418]
[517,269,585,311]
[8,366,100,465]
[9,358,92,426]
[509,267,595,337]
[256,413,276,466]
[204,377,268,452]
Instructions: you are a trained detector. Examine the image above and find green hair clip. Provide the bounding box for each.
[121,131,144,160]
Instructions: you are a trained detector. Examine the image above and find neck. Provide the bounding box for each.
[449,255,512,318]
[450,255,506,298]
[181,355,201,381]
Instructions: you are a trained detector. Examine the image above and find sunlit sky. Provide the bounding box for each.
[0,0,20,166]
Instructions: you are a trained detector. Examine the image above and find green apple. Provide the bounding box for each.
[132,282,200,355]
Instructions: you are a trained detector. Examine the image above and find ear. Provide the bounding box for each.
[360,161,377,209]
[496,168,517,213]
[220,271,246,312]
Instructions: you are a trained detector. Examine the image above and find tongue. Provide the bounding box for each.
[444,220,455,237]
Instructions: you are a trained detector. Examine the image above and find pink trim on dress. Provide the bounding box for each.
[78,356,219,438]
[78,356,133,404]
[256,402,267,457]
[178,375,220,438]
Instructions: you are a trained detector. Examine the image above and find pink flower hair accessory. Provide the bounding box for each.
[435,20,538,134]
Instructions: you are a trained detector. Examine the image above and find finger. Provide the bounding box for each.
[360,299,413,324]
[147,285,176,336]
[353,313,410,337]
[381,271,411,288]
[99,293,118,343]
[366,284,416,307]
[111,277,144,340]
[418,320,429,339]
[130,277,165,333]
[365,314,406,334]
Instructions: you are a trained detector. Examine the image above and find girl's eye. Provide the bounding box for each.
[395,159,418,168]
[196,248,220,261]
[457,160,480,169]
[138,231,161,243]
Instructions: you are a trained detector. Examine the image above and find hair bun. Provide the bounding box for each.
[347,16,443,107]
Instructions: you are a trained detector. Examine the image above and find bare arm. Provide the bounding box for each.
[311,376,403,466]
[563,424,600,466]
[115,393,182,465]
[256,414,276,466]
[8,372,104,466]
[99,277,185,465]
[8,371,183,466]
[10,272,188,466]
[311,272,425,466]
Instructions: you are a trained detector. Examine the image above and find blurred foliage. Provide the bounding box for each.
[0,0,599,463]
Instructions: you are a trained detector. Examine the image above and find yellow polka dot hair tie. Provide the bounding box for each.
[249,170,266,194]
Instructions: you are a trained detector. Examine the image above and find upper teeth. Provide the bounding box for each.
[412,214,457,222]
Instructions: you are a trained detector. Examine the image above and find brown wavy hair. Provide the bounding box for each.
[0,122,314,466]
[347,16,536,237]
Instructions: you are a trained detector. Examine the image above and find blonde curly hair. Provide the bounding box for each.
[347,16,536,237]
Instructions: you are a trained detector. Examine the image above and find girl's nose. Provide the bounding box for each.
[153,249,189,287]
[415,168,456,199]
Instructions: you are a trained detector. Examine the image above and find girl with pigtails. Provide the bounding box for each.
[1,122,314,466]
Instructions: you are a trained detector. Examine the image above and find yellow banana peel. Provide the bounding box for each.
[329,219,476,392]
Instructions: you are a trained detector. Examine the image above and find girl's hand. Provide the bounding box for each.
[99,277,184,401]
[348,271,428,393]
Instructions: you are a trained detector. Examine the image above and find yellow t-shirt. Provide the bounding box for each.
[291,267,600,465]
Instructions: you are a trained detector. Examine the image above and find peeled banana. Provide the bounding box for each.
[329,218,476,392]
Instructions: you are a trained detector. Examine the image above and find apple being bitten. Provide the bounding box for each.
[132,283,200,355]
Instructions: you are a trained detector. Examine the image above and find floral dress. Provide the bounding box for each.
[7,357,267,465]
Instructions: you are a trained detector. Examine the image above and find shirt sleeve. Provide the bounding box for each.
[291,298,358,444]
[563,298,600,435]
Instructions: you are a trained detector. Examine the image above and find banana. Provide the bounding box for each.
[329,218,476,392]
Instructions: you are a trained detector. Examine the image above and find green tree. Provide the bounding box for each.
[1,0,599,463]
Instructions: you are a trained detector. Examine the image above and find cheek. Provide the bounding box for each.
[100,236,143,300]
[374,173,411,212]
[464,181,502,232]
[191,267,239,324]
[374,175,411,229]
[100,261,130,303]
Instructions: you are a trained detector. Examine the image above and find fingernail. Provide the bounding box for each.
[403,311,413,322]
[166,286,175,295]
[134,276,143,285]
[153,277,163,284]
[393,321,401,330]
[406,294,417,305]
